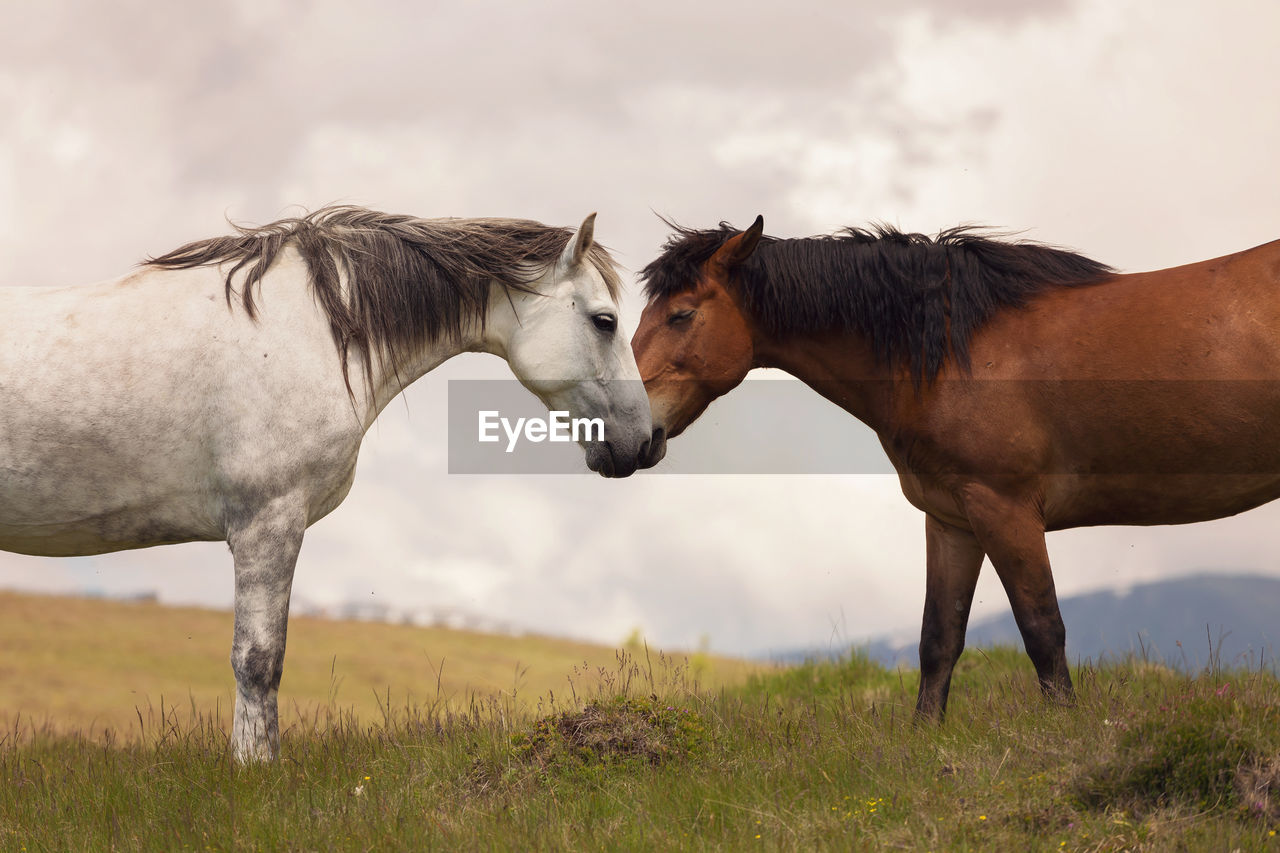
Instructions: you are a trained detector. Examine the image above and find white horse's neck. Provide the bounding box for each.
[357,282,516,427]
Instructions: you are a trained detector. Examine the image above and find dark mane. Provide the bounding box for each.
[147,205,621,393]
[640,222,1114,381]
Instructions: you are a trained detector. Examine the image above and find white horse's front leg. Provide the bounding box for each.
[226,500,305,762]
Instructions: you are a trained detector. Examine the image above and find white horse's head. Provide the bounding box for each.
[491,214,654,477]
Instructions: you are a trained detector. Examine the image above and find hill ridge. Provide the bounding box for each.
[772,571,1280,671]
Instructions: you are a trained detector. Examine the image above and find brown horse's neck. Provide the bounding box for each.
[752,331,898,432]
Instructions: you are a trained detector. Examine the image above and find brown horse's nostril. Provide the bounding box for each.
[639,426,667,470]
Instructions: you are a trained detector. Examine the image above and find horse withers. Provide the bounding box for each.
[632,214,1280,718]
[0,206,653,760]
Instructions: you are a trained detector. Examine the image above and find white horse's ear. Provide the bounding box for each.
[560,212,597,270]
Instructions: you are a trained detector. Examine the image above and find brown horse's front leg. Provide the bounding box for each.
[962,486,1073,703]
[916,514,985,721]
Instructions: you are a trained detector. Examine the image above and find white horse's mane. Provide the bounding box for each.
[147,205,623,392]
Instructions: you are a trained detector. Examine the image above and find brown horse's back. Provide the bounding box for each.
[913,239,1280,529]
[969,238,1280,380]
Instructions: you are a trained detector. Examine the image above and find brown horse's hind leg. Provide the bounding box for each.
[916,515,985,721]
[961,487,1074,705]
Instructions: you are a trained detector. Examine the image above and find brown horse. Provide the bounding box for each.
[631,216,1280,719]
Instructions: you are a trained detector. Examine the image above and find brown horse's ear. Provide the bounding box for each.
[711,215,765,271]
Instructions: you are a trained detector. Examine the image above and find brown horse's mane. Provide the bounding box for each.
[147,205,621,392]
[640,222,1114,381]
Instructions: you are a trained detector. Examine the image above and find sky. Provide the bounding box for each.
[3,0,1280,658]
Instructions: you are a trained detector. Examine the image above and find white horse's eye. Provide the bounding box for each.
[591,313,618,333]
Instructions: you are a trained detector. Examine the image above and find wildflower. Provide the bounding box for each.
[979,815,987,821]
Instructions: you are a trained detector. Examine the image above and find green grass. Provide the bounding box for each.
[3,642,1279,851]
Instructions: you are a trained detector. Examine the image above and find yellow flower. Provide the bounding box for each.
[979,815,987,821]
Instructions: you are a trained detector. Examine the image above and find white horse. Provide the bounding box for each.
[0,206,653,760]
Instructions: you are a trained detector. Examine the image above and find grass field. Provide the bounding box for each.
[2,592,1279,851]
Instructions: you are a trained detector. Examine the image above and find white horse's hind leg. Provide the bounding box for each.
[226,501,305,762]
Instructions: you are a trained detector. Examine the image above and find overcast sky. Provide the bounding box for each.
[3,0,1280,658]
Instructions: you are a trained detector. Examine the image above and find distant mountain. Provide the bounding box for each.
[773,573,1280,672]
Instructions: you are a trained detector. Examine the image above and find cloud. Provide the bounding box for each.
[3,0,1280,657]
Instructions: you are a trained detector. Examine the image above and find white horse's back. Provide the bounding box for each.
[0,253,363,556]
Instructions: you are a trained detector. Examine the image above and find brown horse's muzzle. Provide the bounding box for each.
[638,426,667,470]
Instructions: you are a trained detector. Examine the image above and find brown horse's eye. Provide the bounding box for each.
[668,309,695,326]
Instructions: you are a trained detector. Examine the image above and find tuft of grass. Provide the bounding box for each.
[510,695,710,770]
[1073,678,1280,819]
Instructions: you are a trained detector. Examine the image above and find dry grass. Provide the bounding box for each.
[0,590,762,739]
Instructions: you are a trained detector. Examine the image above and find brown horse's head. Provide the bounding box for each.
[632,216,765,468]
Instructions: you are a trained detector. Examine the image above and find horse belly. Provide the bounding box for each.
[0,399,226,555]
[0,509,222,557]
[1045,473,1280,529]
[1036,375,1280,527]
